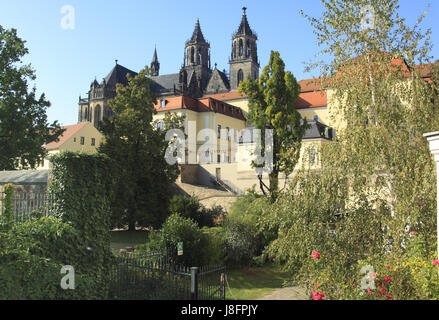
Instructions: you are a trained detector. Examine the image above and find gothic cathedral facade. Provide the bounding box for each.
[78,8,259,128]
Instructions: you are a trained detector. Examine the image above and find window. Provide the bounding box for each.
[226,127,230,141]
[314,115,319,122]
[73,138,76,142]
[160,100,166,108]
[80,137,85,145]
[233,129,238,143]
[91,138,95,146]
[237,69,244,87]
[217,124,221,139]
[307,146,318,167]
[239,39,243,56]
[157,120,165,131]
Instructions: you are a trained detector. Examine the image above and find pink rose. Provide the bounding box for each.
[433,260,439,267]
[312,251,321,259]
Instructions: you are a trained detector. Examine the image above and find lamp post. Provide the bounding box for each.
[424,131,439,264]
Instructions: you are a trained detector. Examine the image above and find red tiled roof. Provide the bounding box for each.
[296,91,327,109]
[44,122,89,150]
[154,96,246,121]
[202,91,246,100]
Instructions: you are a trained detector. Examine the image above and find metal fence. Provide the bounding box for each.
[109,250,226,300]
[0,192,54,223]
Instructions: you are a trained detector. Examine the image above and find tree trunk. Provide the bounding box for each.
[128,220,136,232]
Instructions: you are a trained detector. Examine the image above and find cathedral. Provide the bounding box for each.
[78,7,259,128]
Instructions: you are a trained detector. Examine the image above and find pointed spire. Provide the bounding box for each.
[152,45,158,63]
[188,18,207,44]
[236,7,254,36]
[150,46,160,76]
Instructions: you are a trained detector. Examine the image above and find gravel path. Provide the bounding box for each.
[258,286,308,300]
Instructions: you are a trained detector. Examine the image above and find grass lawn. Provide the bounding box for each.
[225,265,292,300]
[110,230,149,245]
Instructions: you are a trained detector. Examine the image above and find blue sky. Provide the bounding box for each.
[0,0,438,126]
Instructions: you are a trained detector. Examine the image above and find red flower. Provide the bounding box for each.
[377,281,382,287]
[433,260,439,267]
[386,266,391,270]
[312,251,321,259]
[386,294,392,299]
[378,291,382,296]
[382,286,386,292]
[312,290,324,300]
[384,277,392,283]
[367,289,373,294]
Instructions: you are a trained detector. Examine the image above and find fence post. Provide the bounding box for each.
[191,267,199,300]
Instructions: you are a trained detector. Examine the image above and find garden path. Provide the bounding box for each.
[258,286,308,300]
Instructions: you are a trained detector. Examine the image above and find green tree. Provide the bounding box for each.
[0,26,63,169]
[264,0,439,298]
[99,67,180,231]
[239,51,307,202]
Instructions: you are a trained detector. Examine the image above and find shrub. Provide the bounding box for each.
[169,195,202,224]
[144,214,224,267]
[0,249,102,300]
[0,218,107,300]
[169,195,225,228]
[223,190,275,266]
[222,217,258,267]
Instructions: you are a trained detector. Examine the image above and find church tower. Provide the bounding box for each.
[150,47,160,76]
[180,19,212,98]
[229,7,259,91]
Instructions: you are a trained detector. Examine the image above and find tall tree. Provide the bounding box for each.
[262,0,439,299]
[239,51,307,202]
[0,26,63,169]
[99,67,180,231]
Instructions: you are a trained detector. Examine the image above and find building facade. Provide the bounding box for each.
[75,7,342,192]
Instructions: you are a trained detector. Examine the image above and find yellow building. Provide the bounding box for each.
[37,122,103,170]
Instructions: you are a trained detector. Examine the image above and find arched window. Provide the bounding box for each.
[239,39,243,56]
[190,47,195,64]
[246,40,250,57]
[237,69,244,87]
[94,105,101,128]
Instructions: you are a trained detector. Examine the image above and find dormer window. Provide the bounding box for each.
[160,100,166,108]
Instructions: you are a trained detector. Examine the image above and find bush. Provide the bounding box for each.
[169,195,225,228]
[144,214,224,267]
[0,217,108,299]
[169,195,202,224]
[222,190,275,267]
[0,249,103,300]
[49,152,114,292]
[222,217,257,267]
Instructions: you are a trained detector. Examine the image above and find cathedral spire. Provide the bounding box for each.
[150,46,160,76]
[187,18,207,44]
[235,7,254,36]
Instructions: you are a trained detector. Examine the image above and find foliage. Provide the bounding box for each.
[239,51,307,202]
[48,151,115,298]
[169,195,202,224]
[0,217,105,299]
[144,214,224,267]
[263,0,439,300]
[99,68,180,231]
[1,183,15,224]
[227,189,276,263]
[169,195,225,228]
[0,249,103,300]
[0,26,64,170]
